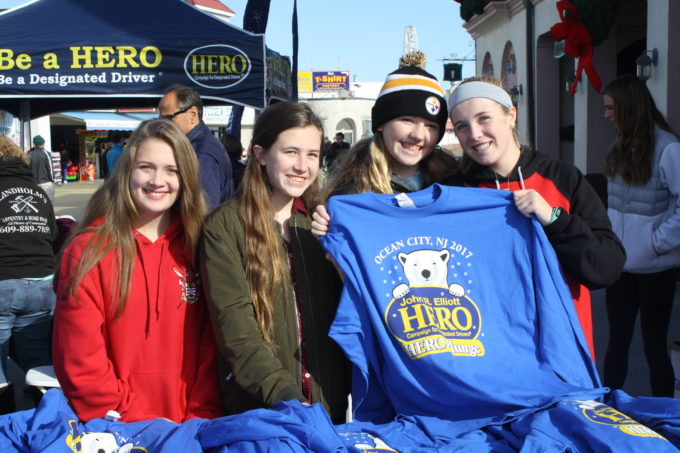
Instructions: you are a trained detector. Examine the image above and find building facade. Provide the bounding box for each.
[461,0,679,176]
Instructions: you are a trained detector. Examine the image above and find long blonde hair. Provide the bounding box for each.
[57,119,206,317]
[0,136,28,164]
[239,102,323,343]
[324,135,392,196]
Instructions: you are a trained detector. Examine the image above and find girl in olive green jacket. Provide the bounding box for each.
[199,102,349,423]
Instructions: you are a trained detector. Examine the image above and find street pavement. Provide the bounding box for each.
[592,285,680,397]
[53,179,103,219]
[20,180,676,407]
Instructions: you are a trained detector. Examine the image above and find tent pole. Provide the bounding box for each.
[19,119,24,151]
[19,100,30,151]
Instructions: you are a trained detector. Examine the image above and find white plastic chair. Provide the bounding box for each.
[25,365,60,394]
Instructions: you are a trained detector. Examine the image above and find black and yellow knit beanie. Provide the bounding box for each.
[371,51,448,142]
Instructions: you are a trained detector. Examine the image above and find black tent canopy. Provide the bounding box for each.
[0,0,266,120]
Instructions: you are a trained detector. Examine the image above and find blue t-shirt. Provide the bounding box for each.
[321,184,603,424]
[336,392,680,452]
[0,390,348,452]
[106,143,124,174]
[501,392,680,452]
[4,384,680,451]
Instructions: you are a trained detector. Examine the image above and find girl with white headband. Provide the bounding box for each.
[446,76,626,359]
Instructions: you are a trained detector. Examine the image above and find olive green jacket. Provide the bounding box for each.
[199,199,349,423]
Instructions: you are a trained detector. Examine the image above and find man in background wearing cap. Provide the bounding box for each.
[27,135,56,202]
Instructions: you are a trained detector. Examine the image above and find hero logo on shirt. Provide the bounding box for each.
[572,400,667,440]
[66,419,147,453]
[377,236,484,359]
[339,432,398,452]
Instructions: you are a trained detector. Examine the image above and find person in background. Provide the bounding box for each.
[105,132,124,175]
[322,136,332,161]
[159,85,233,210]
[445,76,626,359]
[85,158,96,181]
[221,132,245,191]
[323,132,351,175]
[27,135,56,202]
[0,136,56,414]
[98,141,110,179]
[602,75,680,397]
[200,102,349,423]
[59,145,69,184]
[52,119,220,422]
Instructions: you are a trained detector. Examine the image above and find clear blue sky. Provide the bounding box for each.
[0,0,475,84]
[224,0,476,84]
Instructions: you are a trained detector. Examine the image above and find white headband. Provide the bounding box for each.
[448,81,513,114]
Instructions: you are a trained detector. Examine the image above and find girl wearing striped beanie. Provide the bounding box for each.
[321,51,457,197]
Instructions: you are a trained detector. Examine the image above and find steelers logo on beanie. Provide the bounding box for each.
[371,51,448,142]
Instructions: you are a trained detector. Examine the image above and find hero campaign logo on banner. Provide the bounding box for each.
[377,235,485,359]
[184,45,251,89]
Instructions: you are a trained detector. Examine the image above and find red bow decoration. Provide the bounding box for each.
[550,0,602,96]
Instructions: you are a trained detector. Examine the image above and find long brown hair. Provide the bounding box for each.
[57,119,206,317]
[239,102,323,343]
[603,75,678,185]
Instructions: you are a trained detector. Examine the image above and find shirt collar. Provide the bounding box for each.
[292,197,307,215]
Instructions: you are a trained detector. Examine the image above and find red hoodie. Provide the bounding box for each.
[53,215,220,423]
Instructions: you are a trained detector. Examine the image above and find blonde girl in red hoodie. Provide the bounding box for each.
[52,119,220,423]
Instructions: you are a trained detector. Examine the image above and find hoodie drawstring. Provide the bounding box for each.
[134,233,169,339]
[134,236,153,339]
[494,166,526,191]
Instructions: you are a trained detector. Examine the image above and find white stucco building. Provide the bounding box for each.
[300,82,381,145]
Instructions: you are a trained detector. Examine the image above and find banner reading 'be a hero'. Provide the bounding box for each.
[0,0,266,113]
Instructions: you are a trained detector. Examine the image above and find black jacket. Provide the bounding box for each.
[0,158,56,279]
[446,149,625,289]
[27,146,54,184]
[445,149,625,356]
[187,122,234,210]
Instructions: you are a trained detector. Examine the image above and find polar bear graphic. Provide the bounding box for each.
[392,248,465,299]
[353,433,398,451]
[79,432,136,453]
[66,420,140,453]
